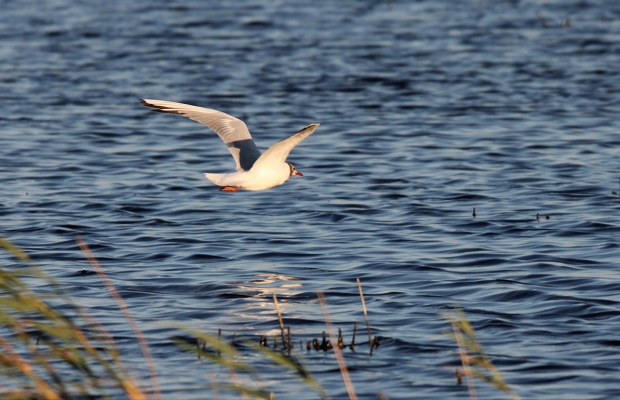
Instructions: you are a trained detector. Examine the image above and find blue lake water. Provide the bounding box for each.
[2,0,620,398]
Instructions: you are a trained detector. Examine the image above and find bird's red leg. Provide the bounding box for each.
[220,186,242,192]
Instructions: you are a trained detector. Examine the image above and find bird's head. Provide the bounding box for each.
[287,162,303,177]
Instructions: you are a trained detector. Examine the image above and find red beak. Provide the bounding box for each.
[294,170,303,176]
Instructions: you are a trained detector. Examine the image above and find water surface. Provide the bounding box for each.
[2,1,620,398]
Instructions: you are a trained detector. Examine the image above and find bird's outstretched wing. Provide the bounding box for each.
[253,123,320,168]
[141,99,262,171]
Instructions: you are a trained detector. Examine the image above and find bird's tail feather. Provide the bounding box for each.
[204,173,226,185]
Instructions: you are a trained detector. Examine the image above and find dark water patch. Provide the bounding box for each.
[161,237,210,245]
[133,235,161,243]
[58,224,91,231]
[30,252,83,263]
[181,253,227,261]
[336,207,382,216]
[549,186,601,197]
[80,202,109,210]
[515,254,601,266]
[477,317,519,330]
[482,289,546,303]
[380,192,409,200]
[111,219,145,226]
[166,185,192,191]
[577,308,620,321]
[145,218,178,226]
[164,209,218,218]
[443,193,492,201]
[242,251,319,260]
[71,269,97,276]
[573,221,619,231]
[142,253,172,261]
[306,211,348,223]
[118,205,153,214]
[454,220,495,229]
[402,207,455,219]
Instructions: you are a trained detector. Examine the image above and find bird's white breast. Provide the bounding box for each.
[243,162,291,191]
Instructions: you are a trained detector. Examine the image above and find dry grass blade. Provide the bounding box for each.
[444,308,520,400]
[0,336,60,400]
[446,313,477,400]
[76,236,160,400]
[377,391,390,400]
[228,369,252,400]
[318,292,357,400]
[219,382,271,400]
[0,238,32,264]
[356,278,373,354]
[207,371,220,400]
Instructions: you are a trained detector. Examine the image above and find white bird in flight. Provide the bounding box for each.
[141,99,319,192]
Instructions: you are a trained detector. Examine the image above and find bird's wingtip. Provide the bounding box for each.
[141,99,176,113]
[297,123,320,133]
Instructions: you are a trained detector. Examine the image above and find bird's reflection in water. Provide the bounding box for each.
[237,273,303,297]
[227,274,308,337]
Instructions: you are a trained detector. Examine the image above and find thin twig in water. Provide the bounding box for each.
[272,293,287,349]
[287,326,291,351]
[350,321,357,350]
[356,278,373,354]
[536,13,548,27]
[77,236,161,400]
[317,292,357,400]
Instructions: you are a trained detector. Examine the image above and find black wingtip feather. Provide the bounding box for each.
[296,123,320,134]
[140,99,182,114]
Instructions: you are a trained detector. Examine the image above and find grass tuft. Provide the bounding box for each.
[0,237,146,399]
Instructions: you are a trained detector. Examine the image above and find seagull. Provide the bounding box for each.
[141,99,319,192]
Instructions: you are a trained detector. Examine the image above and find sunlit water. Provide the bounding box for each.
[2,1,620,398]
